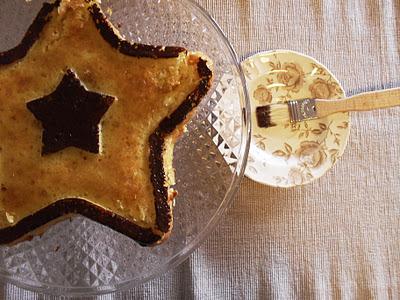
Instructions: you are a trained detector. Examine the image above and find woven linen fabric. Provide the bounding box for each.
[1,0,399,299]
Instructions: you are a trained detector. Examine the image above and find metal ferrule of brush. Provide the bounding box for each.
[287,98,318,123]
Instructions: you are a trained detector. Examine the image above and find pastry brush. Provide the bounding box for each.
[256,87,400,128]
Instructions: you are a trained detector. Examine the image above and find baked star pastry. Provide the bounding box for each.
[0,0,213,246]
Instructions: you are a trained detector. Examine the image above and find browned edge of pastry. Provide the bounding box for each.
[0,199,161,246]
[88,3,186,58]
[0,0,61,65]
[0,59,212,246]
[150,58,212,232]
[0,0,213,245]
[0,1,186,65]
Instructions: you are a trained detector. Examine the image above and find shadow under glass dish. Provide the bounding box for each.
[0,0,250,296]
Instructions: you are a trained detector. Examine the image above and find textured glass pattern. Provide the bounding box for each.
[0,0,249,295]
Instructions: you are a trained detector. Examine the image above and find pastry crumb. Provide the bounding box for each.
[106,7,113,16]
[58,0,86,14]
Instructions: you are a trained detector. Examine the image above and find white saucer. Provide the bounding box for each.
[241,50,351,187]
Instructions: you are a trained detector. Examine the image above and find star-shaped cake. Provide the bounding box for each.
[0,0,213,246]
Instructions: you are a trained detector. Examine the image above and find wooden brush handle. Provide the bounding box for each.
[315,87,400,118]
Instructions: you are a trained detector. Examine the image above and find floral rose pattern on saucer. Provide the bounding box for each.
[253,85,273,103]
[242,50,351,187]
[276,62,305,93]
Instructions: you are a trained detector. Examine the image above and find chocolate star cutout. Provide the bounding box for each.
[27,70,115,155]
[0,0,212,246]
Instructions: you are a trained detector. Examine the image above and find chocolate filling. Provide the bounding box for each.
[26,70,115,155]
[0,1,213,246]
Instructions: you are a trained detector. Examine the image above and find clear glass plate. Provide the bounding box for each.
[0,0,250,296]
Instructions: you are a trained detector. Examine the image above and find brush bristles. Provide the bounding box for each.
[256,106,274,128]
[256,104,290,128]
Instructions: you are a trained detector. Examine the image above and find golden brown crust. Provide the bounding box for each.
[0,0,213,246]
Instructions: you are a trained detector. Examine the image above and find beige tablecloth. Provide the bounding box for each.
[1,0,399,299]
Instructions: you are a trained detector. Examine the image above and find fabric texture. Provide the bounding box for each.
[1,0,399,299]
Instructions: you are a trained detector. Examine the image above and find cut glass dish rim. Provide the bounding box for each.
[0,0,251,295]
